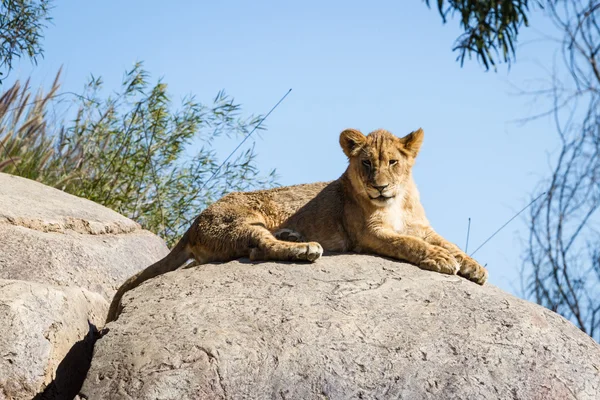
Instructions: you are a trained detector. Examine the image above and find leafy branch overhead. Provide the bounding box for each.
[0,0,52,83]
[0,63,277,246]
[425,0,543,69]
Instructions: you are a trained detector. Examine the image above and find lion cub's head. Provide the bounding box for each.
[340,128,423,207]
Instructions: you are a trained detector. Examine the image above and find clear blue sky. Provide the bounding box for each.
[8,1,563,296]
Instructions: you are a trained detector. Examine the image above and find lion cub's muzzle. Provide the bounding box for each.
[366,184,395,203]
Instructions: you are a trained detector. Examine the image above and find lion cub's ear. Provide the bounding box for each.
[340,129,366,158]
[399,128,424,158]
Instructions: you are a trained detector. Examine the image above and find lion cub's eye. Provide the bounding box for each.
[362,160,371,168]
[389,160,398,166]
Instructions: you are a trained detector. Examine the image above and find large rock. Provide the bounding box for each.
[0,279,106,400]
[0,173,170,399]
[0,172,169,299]
[81,254,600,399]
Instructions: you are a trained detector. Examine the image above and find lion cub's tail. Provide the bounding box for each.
[105,230,194,323]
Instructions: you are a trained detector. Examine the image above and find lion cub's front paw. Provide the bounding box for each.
[419,246,460,275]
[461,257,488,285]
[473,266,488,285]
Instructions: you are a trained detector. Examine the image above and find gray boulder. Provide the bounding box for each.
[0,279,106,400]
[81,254,600,400]
[0,172,169,299]
[0,173,169,399]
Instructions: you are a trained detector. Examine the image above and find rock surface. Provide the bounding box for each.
[0,279,107,400]
[82,254,600,400]
[0,173,170,399]
[0,172,169,299]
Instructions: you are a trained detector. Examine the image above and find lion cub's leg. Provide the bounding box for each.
[359,229,460,276]
[423,229,488,285]
[248,226,322,262]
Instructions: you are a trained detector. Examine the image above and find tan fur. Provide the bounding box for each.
[106,128,488,323]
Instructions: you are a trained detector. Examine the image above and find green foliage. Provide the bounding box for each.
[0,0,53,84]
[425,0,543,69]
[0,64,277,246]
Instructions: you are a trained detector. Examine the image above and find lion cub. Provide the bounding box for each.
[106,128,487,322]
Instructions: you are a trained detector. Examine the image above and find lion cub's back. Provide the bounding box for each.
[215,181,332,229]
[255,181,331,220]
[262,181,331,209]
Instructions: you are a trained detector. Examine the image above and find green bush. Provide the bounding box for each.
[0,63,277,246]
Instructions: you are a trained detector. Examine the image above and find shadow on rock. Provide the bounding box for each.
[33,321,105,400]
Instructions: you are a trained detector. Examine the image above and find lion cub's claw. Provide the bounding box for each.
[419,246,460,275]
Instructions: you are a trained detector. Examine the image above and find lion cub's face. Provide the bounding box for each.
[340,128,424,207]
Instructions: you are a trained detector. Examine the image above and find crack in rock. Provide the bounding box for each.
[197,346,227,399]
[0,216,141,235]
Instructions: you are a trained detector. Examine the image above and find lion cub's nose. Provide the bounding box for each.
[372,184,389,193]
